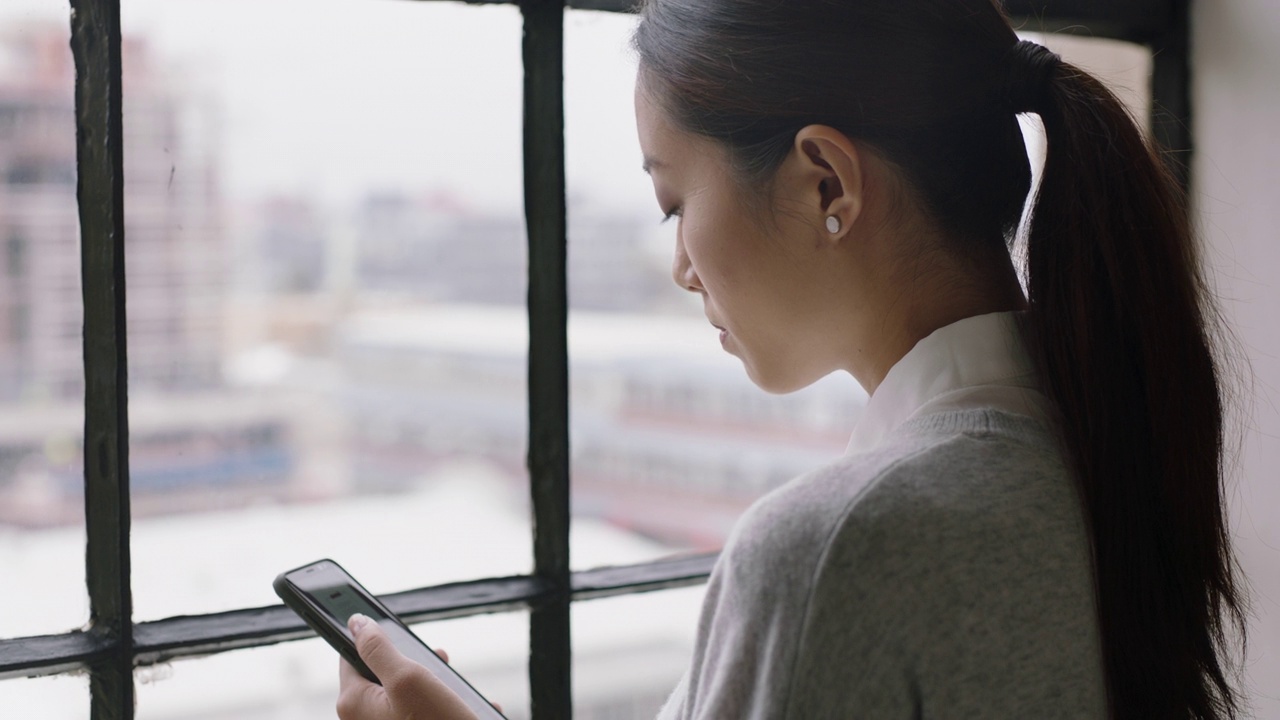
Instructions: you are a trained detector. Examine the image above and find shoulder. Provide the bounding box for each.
[731,408,1075,572]
[707,408,1084,647]
[779,410,1105,717]
[844,409,1079,551]
[801,410,1089,604]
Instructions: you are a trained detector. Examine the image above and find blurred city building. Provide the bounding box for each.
[337,304,861,549]
[0,26,303,525]
[245,195,330,296]
[226,180,862,549]
[351,190,676,312]
[0,26,223,398]
[0,27,83,402]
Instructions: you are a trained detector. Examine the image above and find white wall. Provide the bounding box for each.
[1194,2,1280,717]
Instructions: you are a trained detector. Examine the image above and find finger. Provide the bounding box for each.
[349,615,478,718]
[350,614,411,683]
[338,657,368,690]
[337,658,389,720]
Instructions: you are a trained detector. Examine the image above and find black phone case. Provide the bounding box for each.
[272,563,379,684]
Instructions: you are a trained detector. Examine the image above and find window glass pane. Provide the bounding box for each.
[572,586,705,719]
[135,611,529,720]
[0,674,89,719]
[0,5,89,637]
[0,521,88,638]
[563,9,864,567]
[120,0,529,621]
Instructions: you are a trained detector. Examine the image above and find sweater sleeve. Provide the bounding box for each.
[658,476,842,720]
[655,450,896,712]
[779,465,934,719]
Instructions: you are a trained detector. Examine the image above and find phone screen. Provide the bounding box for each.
[279,560,505,719]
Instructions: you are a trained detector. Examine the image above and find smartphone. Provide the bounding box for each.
[274,558,506,719]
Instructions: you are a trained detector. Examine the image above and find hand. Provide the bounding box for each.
[336,614,481,720]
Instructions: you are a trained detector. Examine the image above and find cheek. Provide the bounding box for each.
[678,214,722,283]
[683,205,751,286]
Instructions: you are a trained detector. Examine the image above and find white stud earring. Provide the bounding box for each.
[825,216,841,234]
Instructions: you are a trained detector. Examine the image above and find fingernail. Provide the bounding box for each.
[349,613,371,634]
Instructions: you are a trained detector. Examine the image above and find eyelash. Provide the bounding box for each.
[660,207,682,224]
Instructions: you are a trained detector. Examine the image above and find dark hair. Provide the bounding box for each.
[634,1,1247,718]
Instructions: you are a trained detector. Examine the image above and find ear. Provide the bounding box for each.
[786,125,864,240]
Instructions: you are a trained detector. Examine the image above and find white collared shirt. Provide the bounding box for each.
[844,311,1052,456]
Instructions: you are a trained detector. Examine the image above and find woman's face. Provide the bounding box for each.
[635,83,846,393]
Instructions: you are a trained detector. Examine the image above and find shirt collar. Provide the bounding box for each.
[843,311,1045,456]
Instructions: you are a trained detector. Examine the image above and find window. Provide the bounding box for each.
[0,1,1190,718]
[0,1,88,654]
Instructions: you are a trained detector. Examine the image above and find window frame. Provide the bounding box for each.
[0,0,1191,717]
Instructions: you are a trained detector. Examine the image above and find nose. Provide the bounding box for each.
[671,231,701,294]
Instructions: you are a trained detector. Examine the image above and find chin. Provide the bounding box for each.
[742,359,823,395]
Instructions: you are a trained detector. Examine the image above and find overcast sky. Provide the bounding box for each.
[0,0,654,214]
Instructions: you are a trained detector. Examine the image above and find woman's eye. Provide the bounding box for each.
[660,207,682,224]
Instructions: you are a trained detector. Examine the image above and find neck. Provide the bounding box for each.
[847,256,1026,396]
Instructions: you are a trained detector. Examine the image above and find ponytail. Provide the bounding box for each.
[1021,49,1247,720]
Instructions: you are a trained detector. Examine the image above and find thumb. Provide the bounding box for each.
[347,614,480,719]
[349,614,410,682]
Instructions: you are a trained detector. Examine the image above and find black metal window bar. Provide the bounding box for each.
[0,0,1190,718]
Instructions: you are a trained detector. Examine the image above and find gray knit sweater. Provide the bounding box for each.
[656,409,1107,719]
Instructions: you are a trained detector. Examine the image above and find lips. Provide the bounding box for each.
[709,320,728,346]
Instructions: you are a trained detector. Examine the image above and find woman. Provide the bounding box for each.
[336,0,1248,717]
